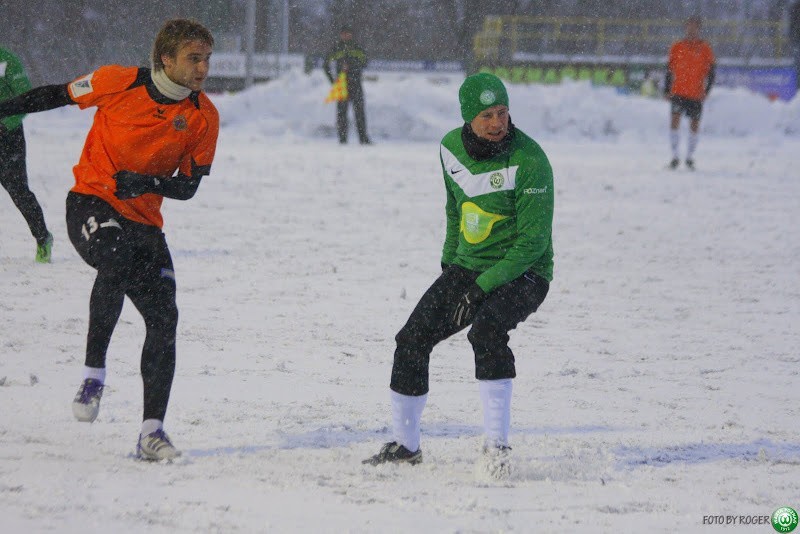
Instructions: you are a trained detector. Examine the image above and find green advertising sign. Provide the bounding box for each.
[478,63,663,97]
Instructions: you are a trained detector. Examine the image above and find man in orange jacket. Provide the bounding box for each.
[664,16,716,170]
[0,19,219,461]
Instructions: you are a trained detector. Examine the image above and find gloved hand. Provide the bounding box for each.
[452,283,487,328]
[114,170,159,200]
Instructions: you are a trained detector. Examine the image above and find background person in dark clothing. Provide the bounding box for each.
[323,26,371,144]
[0,46,53,263]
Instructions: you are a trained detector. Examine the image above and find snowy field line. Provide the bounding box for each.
[1,78,799,532]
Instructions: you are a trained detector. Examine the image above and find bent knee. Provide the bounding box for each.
[145,301,178,334]
[467,316,508,347]
[395,323,425,349]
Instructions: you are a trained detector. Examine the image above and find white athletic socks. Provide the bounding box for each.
[82,365,106,383]
[389,380,511,452]
[80,369,164,439]
[670,129,680,159]
[141,419,163,437]
[390,390,427,453]
[479,379,512,447]
[671,129,699,160]
[687,131,699,159]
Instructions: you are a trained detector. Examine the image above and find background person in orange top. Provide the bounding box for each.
[0,19,219,461]
[664,15,716,170]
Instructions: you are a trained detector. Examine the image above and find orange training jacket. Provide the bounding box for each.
[667,39,716,101]
[67,65,219,228]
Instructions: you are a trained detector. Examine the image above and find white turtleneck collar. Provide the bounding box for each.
[151,68,192,101]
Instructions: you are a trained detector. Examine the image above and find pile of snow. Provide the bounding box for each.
[212,69,800,142]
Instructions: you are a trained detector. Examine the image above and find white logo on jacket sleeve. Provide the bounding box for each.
[523,186,548,194]
[69,73,95,97]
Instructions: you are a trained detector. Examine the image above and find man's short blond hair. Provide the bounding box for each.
[151,19,214,72]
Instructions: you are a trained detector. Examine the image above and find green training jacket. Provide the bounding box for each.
[0,47,31,132]
[440,126,554,293]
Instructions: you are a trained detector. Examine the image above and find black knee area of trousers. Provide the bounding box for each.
[390,266,477,396]
[468,314,517,380]
[469,271,550,380]
[147,298,179,336]
[391,326,434,396]
[140,298,178,360]
[1,126,48,241]
[85,267,131,368]
[0,126,26,178]
[136,268,179,375]
[0,152,29,195]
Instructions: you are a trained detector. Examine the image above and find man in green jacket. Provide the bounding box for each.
[0,46,52,262]
[322,26,370,144]
[363,73,554,478]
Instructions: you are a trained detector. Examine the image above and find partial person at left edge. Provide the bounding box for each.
[0,19,220,461]
[0,45,53,262]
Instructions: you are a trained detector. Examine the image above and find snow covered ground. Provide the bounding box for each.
[1,71,799,533]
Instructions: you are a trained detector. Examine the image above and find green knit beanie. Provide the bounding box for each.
[458,73,509,123]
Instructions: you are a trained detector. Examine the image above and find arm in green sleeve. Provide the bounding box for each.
[350,46,367,71]
[476,155,554,292]
[441,172,460,266]
[322,48,336,83]
[1,52,32,132]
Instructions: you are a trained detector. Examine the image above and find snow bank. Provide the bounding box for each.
[212,69,800,142]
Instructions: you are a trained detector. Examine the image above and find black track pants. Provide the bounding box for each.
[66,192,178,422]
[336,82,369,143]
[391,265,549,396]
[0,125,48,242]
